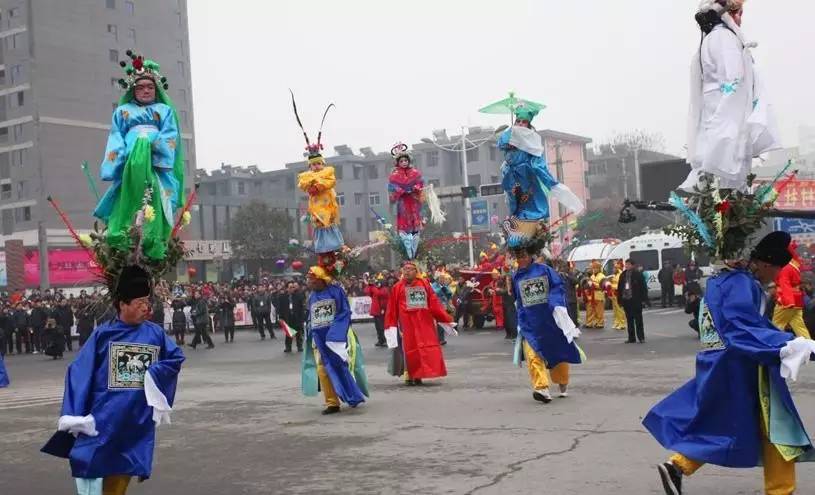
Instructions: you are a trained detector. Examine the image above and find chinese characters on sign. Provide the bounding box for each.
[183,240,233,261]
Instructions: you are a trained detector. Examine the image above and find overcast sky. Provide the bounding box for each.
[186,0,814,172]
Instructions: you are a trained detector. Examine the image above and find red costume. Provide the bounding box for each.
[364,284,390,318]
[776,260,804,309]
[384,278,453,379]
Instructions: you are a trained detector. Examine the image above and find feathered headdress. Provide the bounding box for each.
[290,90,334,165]
[116,50,168,91]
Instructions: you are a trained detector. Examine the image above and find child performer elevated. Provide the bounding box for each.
[42,265,185,495]
[301,266,368,415]
[384,261,457,386]
[644,232,815,495]
[510,246,584,403]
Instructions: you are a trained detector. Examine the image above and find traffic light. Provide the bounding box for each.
[461,186,478,198]
[479,183,503,197]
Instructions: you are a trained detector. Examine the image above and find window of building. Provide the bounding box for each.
[177,11,183,27]
[489,175,499,183]
[12,149,24,167]
[428,178,441,188]
[205,183,216,195]
[180,110,188,125]
[109,49,119,63]
[0,129,7,143]
[106,0,116,8]
[253,181,262,194]
[340,218,347,233]
[9,7,20,17]
[125,1,135,14]
[107,24,118,40]
[354,192,363,206]
[10,32,23,50]
[238,181,245,195]
[15,206,30,223]
[369,192,380,206]
[178,88,187,103]
[177,39,184,52]
[0,68,5,84]
[218,181,228,196]
[367,165,378,179]
[353,166,361,180]
[489,146,497,161]
[1,183,11,200]
[285,175,294,189]
[0,155,9,178]
[336,192,345,206]
[13,124,23,141]
[2,210,12,235]
[110,77,119,88]
[15,180,26,198]
[128,28,136,44]
[10,64,21,84]
[369,218,378,230]
[355,217,362,232]
[427,151,439,167]
[16,92,23,107]
[468,174,482,188]
[334,165,343,180]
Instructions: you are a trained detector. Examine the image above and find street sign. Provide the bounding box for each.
[774,218,815,235]
[461,186,478,199]
[479,183,503,197]
[471,199,490,232]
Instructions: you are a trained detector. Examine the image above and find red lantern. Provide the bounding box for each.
[291,260,304,271]
[187,266,197,278]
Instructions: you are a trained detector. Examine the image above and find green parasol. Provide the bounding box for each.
[478,92,546,122]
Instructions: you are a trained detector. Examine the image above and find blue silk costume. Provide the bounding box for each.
[93,102,180,232]
[643,270,815,467]
[511,262,583,367]
[0,353,9,387]
[497,127,559,221]
[301,284,368,406]
[42,319,184,479]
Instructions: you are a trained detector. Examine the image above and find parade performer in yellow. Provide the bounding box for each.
[610,260,627,331]
[585,261,606,329]
[290,92,344,255]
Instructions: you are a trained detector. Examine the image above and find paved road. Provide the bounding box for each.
[2,307,815,494]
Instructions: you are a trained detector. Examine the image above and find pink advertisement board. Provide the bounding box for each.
[24,248,100,287]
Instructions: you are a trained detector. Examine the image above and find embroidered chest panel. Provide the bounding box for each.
[519,276,550,307]
[699,300,725,351]
[406,286,428,310]
[310,299,336,328]
[108,342,159,390]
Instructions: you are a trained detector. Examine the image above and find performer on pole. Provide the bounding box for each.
[510,246,584,403]
[384,261,456,386]
[301,266,368,414]
[680,0,780,192]
[644,231,815,495]
[42,265,185,495]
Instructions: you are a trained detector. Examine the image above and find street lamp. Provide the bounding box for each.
[425,127,494,267]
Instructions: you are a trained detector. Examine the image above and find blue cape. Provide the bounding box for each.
[0,353,9,387]
[643,270,813,467]
[41,319,184,479]
[512,262,582,368]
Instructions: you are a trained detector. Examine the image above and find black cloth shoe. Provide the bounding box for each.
[321,406,340,415]
[206,344,215,349]
[657,462,682,495]
[187,344,197,350]
[297,347,303,352]
[532,390,552,403]
[413,379,423,386]
[283,348,292,353]
[625,340,636,344]
[375,342,386,347]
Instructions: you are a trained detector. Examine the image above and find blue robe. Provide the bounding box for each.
[42,319,184,479]
[512,262,582,367]
[643,269,814,467]
[0,353,9,387]
[93,101,180,226]
[301,284,367,406]
[497,128,559,221]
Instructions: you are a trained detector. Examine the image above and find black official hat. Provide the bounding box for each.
[115,265,151,300]
[750,231,793,267]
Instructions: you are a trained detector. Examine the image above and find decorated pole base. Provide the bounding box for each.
[313,225,344,254]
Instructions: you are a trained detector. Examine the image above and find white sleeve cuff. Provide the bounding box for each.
[144,371,173,426]
[439,322,458,337]
[384,327,398,349]
[57,414,98,437]
[780,337,815,382]
[326,341,349,363]
[550,184,585,215]
[553,306,580,344]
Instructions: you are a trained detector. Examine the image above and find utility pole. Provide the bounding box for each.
[460,128,474,267]
[38,221,50,289]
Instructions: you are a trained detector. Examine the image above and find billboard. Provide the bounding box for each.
[470,199,490,232]
[24,248,100,287]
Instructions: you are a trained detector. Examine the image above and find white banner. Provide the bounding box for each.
[350,296,372,321]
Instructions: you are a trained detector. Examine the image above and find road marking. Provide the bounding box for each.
[0,386,63,411]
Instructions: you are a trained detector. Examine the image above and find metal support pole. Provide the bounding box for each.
[461,128,475,267]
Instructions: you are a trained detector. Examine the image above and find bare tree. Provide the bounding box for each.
[608,129,666,153]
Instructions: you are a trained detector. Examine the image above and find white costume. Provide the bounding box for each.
[681,10,780,191]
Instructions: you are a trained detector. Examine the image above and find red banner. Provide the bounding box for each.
[24,248,100,287]
[766,179,815,210]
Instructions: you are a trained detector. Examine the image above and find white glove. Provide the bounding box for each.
[384,327,398,349]
[439,322,458,337]
[780,337,815,382]
[326,341,349,363]
[553,306,580,344]
[57,415,99,437]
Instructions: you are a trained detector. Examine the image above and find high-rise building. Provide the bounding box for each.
[0,0,196,236]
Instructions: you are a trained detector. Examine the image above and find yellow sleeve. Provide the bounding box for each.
[297,170,315,193]
[310,167,336,193]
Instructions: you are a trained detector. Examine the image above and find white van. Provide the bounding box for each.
[601,232,712,298]
[566,238,622,273]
